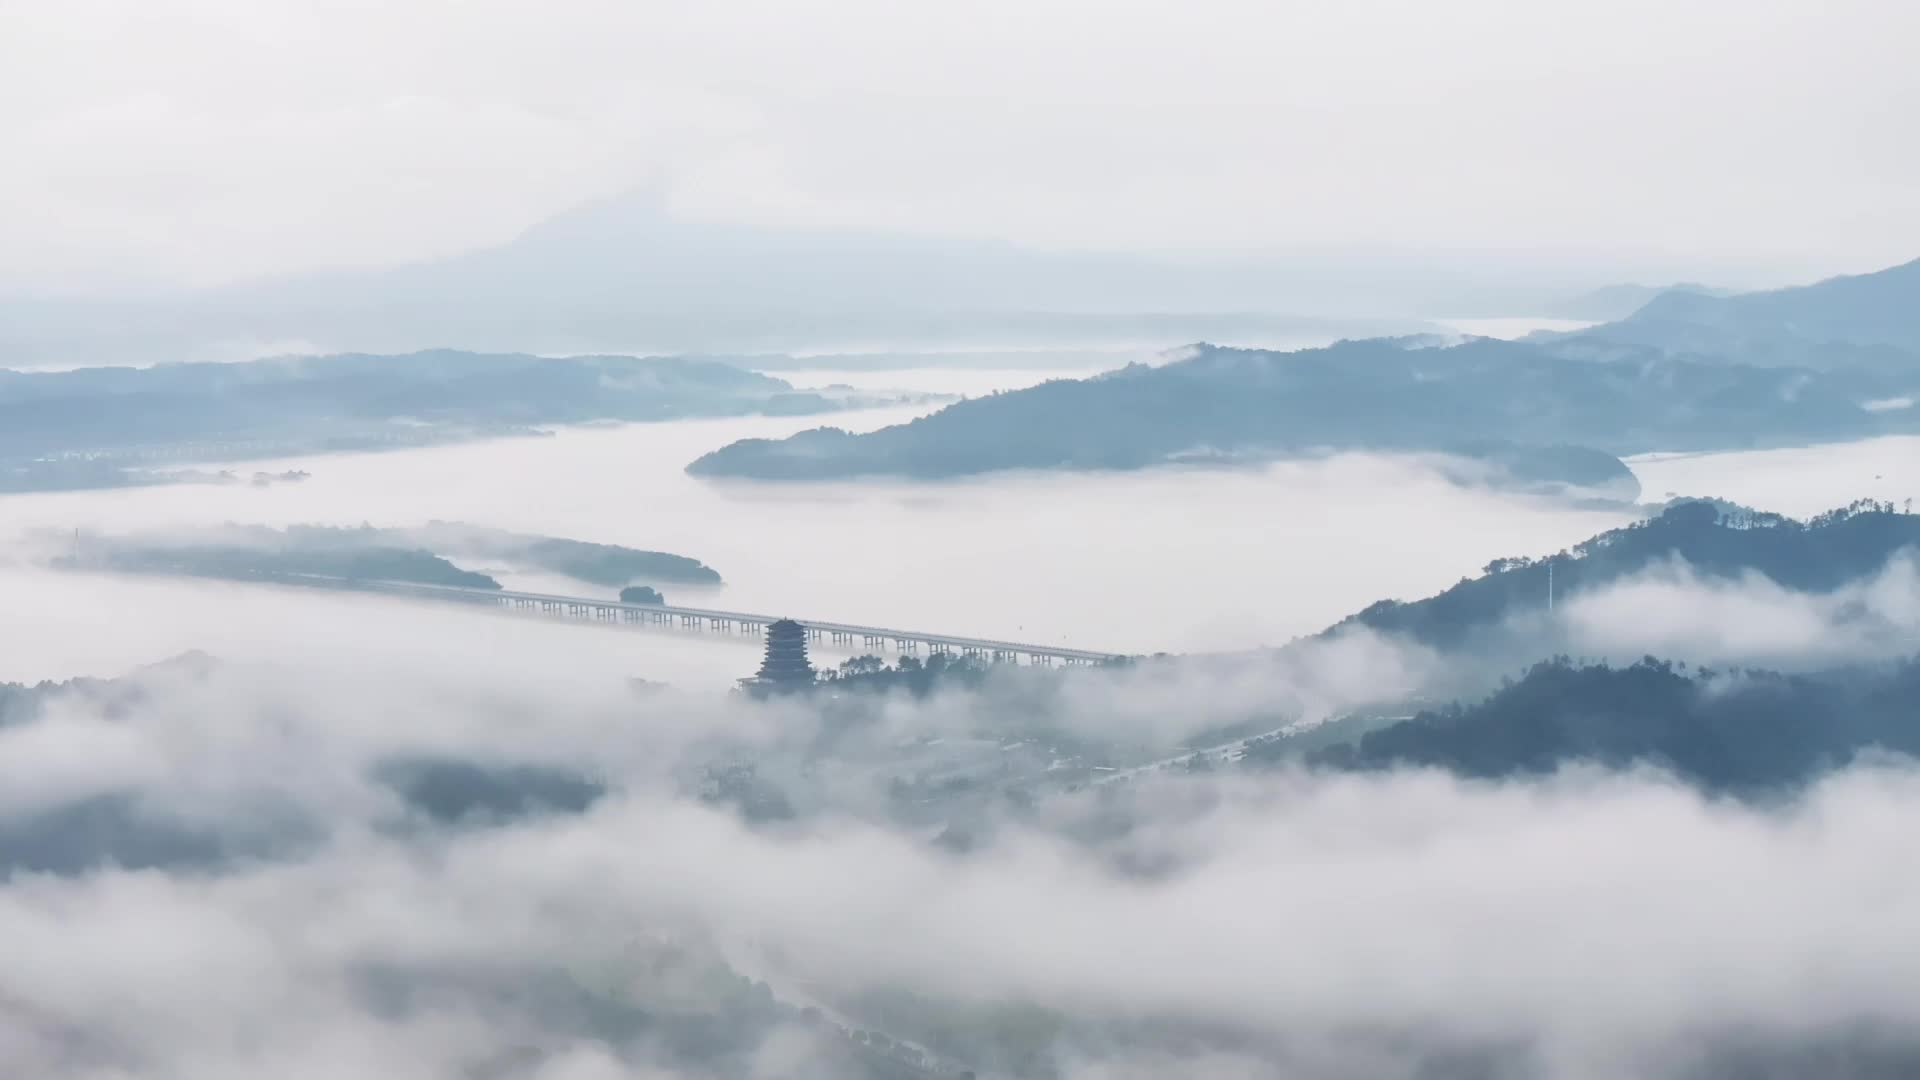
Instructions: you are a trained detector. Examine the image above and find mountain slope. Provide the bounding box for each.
[0,349,820,462]
[1543,282,1731,322]
[1563,255,1920,365]
[1332,500,1920,649]
[1306,654,1920,794]
[687,337,1915,482]
[0,198,1434,364]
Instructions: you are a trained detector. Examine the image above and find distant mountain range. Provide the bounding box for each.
[0,348,917,494]
[689,253,1920,483]
[687,333,1916,483]
[0,198,1448,366]
[1551,255,1920,368]
[1542,281,1734,322]
[0,348,818,455]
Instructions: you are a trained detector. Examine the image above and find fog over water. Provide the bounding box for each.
[764,366,1117,397]
[4,362,1914,689]
[1632,436,1920,519]
[1433,316,1596,339]
[3,366,1918,1078]
[0,417,1616,679]
[9,2,1920,1071]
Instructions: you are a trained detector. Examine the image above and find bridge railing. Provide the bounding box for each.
[345,578,1127,665]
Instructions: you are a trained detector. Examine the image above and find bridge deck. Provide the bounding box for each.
[352,579,1126,664]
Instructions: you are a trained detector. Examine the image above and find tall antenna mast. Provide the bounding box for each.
[1547,560,1555,614]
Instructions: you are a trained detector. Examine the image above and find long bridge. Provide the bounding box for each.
[346,579,1127,666]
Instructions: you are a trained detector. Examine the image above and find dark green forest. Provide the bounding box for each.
[1333,499,1920,648]
[1308,654,1920,795]
[76,540,502,591]
[61,521,721,594]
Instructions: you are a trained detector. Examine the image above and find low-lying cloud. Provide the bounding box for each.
[0,611,1917,1078]
[1557,552,1920,669]
[6,495,1920,1076]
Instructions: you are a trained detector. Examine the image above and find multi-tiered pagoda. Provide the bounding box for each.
[748,618,815,692]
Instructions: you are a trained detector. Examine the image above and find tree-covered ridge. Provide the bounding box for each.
[0,349,854,472]
[818,653,1000,697]
[1571,254,1920,365]
[686,336,1916,481]
[1309,654,1920,794]
[1332,499,1920,649]
[60,522,723,593]
[73,536,503,591]
[395,522,721,586]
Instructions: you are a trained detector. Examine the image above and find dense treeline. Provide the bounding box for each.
[81,542,501,591]
[61,521,722,593]
[818,653,998,697]
[1335,499,1920,648]
[1310,654,1920,793]
[400,522,721,586]
[0,350,810,462]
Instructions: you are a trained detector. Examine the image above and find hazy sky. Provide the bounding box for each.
[4,0,1918,290]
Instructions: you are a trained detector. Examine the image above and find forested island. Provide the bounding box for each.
[66,534,503,591]
[0,349,924,494]
[56,522,721,595]
[686,337,1911,483]
[688,255,1920,484]
[393,522,720,586]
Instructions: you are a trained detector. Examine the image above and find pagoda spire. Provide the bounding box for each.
[752,619,815,690]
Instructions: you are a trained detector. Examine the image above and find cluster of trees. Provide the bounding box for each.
[65,521,725,596]
[0,457,174,494]
[401,521,722,586]
[818,653,998,698]
[1310,654,1920,794]
[76,540,502,591]
[1333,499,1920,648]
[697,763,795,823]
[374,756,605,824]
